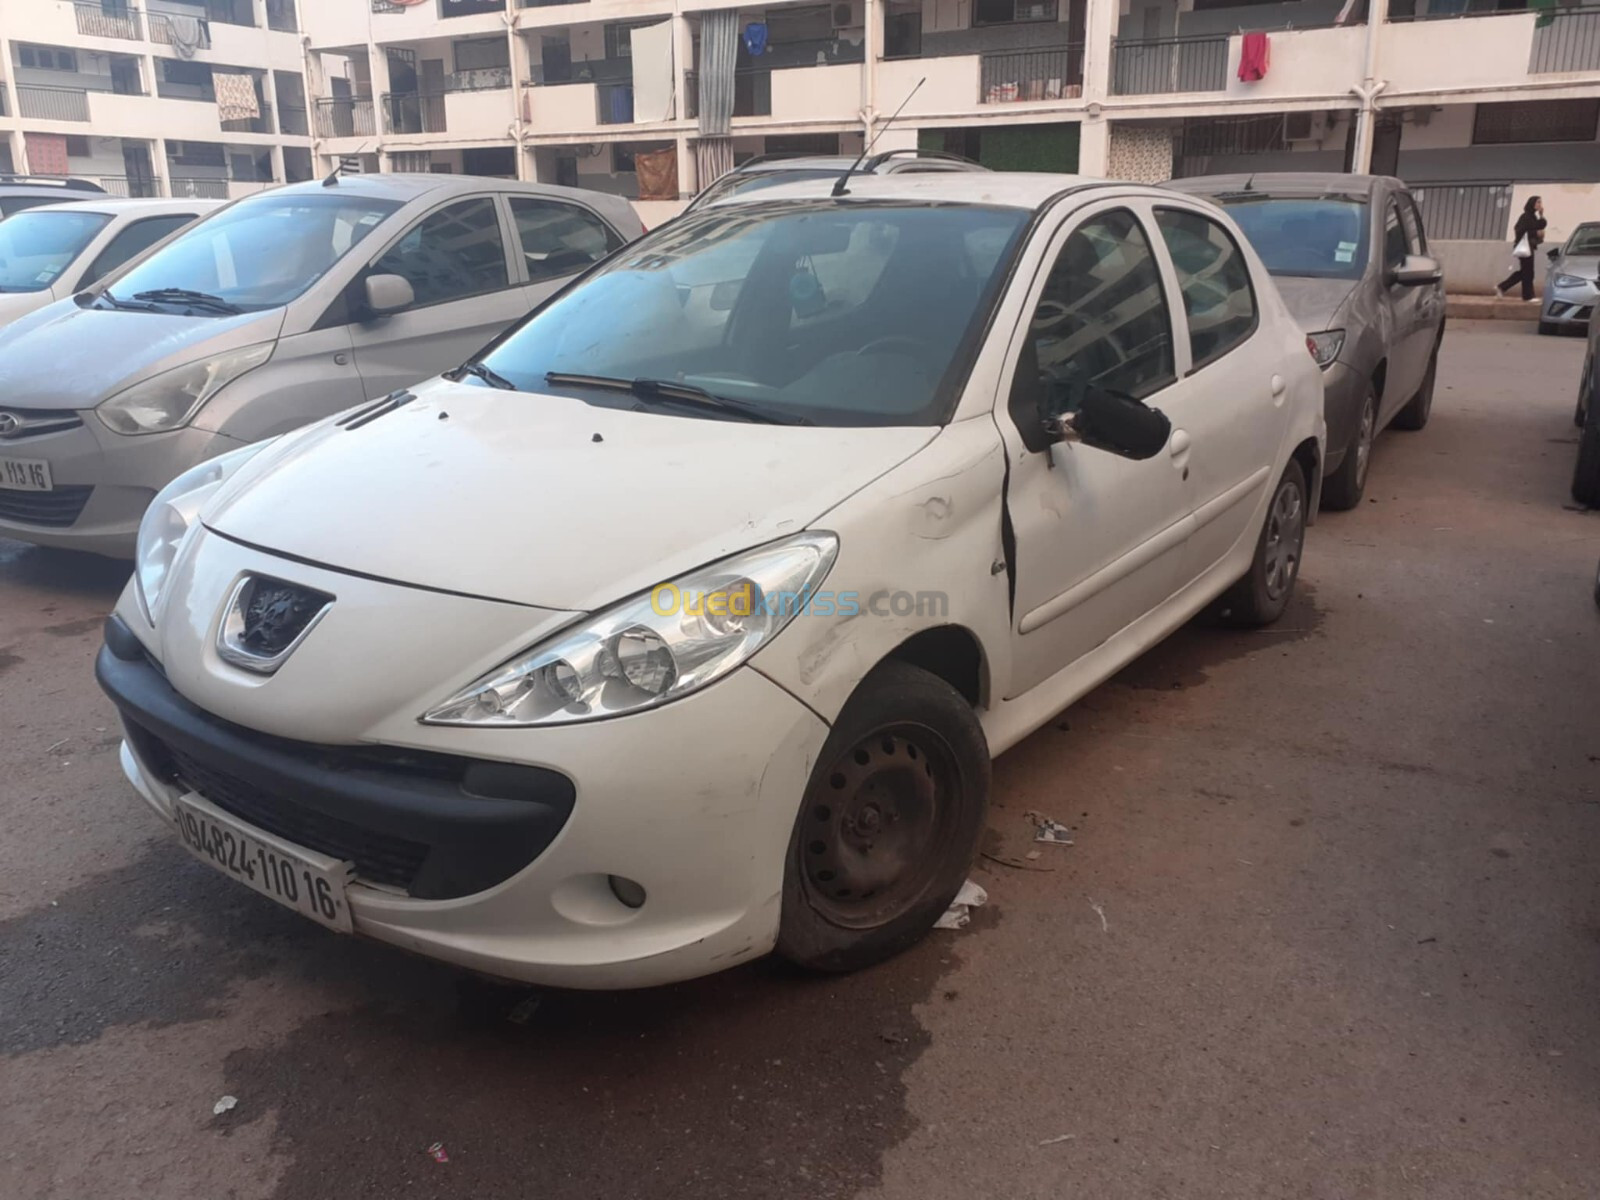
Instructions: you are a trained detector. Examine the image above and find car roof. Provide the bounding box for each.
[29,197,224,218]
[731,153,986,177]
[704,171,1176,212]
[1169,172,1395,199]
[256,173,643,232]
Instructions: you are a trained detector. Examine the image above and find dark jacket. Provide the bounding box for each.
[1514,211,1548,250]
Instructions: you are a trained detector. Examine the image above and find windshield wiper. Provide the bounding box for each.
[131,288,243,315]
[543,372,810,426]
[451,361,518,391]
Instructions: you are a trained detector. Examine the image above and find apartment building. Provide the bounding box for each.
[0,0,313,200]
[302,0,1600,253]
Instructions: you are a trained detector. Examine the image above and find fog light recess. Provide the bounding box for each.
[607,875,647,909]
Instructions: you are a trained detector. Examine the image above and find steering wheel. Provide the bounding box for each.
[856,335,934,358]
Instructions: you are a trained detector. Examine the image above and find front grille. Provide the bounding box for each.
[165,744,430,889]
[1578,306,1594,321]
[0,485,93,528]
[0,408,85,441]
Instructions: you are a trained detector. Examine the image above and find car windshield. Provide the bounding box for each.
[1206,194,1370,280]
[107,191,402,312]
[478,201,1030,427]
[0,209,112,293]
[694,168,849,209]
[1565,225,1600,256]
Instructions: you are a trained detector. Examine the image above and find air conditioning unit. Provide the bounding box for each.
[1284,111,1325,143]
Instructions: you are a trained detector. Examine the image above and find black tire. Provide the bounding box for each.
[1212,460,1307,629]
[1573,401,1600,508]
[776,660,990,974]
[1539,321,1558,337]
[1393,346,1438,431]
[1321,383,1376,511]
[1576,358,1592,429]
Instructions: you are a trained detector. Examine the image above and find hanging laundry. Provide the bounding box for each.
[608,84,634,125]
[742,22,769,57]
[165,15,205,60]
[214,72,261,122]
[1237,32,1270,82]
[24,133,69,177]
[1529,0,1557,27]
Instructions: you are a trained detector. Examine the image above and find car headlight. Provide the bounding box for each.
[1552,273,1589,289]
[134,442,271,623]
[1306,330,1345,370]
[98,343,273,436]
[423,532,839,727]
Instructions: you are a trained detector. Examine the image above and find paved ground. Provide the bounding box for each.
[2,320,1597,1200]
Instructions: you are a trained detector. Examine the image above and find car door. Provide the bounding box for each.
[995,201,1194,699]
[347,193,528,399]
[1377,193,1427,424]
[505,193,624,310]
[1397,191,1445,370]
[1151,202,1287,580]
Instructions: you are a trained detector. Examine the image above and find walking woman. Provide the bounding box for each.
[1497,196,1547,301]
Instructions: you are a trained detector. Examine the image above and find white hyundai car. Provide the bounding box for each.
[97,173,1324,989]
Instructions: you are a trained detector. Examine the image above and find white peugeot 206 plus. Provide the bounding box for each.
[98,173,1324,988]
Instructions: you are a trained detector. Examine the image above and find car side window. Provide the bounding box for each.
[372,197,509,308]
[507,197,620,283]
[1154,208,1258,369]
[1383,201,1409,269]
[1398,195,1427,255]
[1,197,61,217]
[81,215,195,287]
[1013,207,1176,424]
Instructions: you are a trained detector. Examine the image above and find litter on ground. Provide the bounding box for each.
[1026,811,1075,845]
[935,879,988,930]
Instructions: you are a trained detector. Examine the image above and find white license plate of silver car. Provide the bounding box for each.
[0,457,51,492]
[172,792,354,933]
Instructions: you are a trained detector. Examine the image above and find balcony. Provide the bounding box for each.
[979,45,1083,104]
[169,176,231,198]
[1111,35,1229,95]
[98,174,165,198]
[16,84,92,122]
[1530,5,1600,73]
[221,103,275,134]
[382,91,448,134]
[74,3,143,41]
[314,96,378,138]
[684,70,773,120]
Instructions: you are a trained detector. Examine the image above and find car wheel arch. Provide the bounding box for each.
[1291,437,1322,523]
[1370,358,1388,408]
[882,625,988,711]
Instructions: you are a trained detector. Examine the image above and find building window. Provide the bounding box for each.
[972,0,1058,26]
[19,45,79,72]
[1472,98,1600,145]
[767,5,835,41]
[454,37,510,73]
[765,133,842,157]
[605,23,643,59]
[65,136,90,157]
[884,2,922,57]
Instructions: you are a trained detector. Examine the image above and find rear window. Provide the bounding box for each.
[1202,194,1371,281]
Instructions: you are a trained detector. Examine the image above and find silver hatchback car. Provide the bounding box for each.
[0,174,642,556]
[1540,222,1600,336]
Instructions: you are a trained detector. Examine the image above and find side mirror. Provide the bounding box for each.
[1548,247,1561,262]
[363,273,414,316]
[1392,254,1443,287]
[1047,385,1172,461]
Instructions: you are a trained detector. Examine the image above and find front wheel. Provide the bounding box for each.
[1573,401,1600,508]
[1321,384,1376,510]
[777,661,990,974]
[1212,460,1308,628]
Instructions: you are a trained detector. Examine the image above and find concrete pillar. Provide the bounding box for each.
[861,0,878,140]
[370,43,394,169]
[672,15,694,125]
[1350,0,1390,173]
[1079,0,1118,178]
[676,131,695,196]
[270,143,286,186]
[1078,116,1110,178]
[153,137,174,198]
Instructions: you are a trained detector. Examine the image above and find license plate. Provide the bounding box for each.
[172,792,354,933]
[0,457,52,492]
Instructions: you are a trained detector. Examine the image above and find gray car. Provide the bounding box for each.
[1170,173,1446,509]
[684,149,986,213]
[1540,222,1600,336]
[0,173,642,557]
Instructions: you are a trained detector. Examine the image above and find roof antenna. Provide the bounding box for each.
[322,140,373,187]
[832,77,925,198]
[1243,172,1256,192]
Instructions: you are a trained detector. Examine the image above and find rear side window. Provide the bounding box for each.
[82,214,196,286]
[1155,209,1258,369]
[373,197,509,308]
[508,197,620,283]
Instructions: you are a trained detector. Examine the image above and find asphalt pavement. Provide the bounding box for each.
[1,320,1597,1200]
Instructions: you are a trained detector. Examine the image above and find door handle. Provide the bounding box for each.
[1169,428,1192,457]
[1270,374,1286,397]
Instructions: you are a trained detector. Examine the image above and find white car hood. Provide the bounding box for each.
[0,290,52,332]
[205,378,938,612]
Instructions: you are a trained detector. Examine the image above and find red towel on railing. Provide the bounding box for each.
[1238,32,1270,82]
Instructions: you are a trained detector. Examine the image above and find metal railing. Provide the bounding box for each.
[683,69,772,119]
[169,176,230,199]
[1411,181,1513,241]
[1110,35,1229,95]
[449,67,513,91]
[314,96,377,137]
[98,175,164,198]
[17,84,93,122]
[75,3,143,40]
[277,103,309,135]
[979,45,1083,104]
[221,102,275,134]
[148,13,214,50]
[1529,5,1600,72]
[382,91,448,134]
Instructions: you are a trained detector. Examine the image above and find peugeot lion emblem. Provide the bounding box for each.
[217,575,335,675]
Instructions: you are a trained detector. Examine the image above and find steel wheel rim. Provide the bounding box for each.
[1354,395,1376,489]
[801,723,962,930]
[1263,478,1304,601]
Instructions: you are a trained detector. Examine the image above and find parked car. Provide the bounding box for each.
[1540,222,1600,336]
[1570,309,1600,506]
[0,174,105,217]
[96,173,1324,989]
[1169,173,1445,509]
[0,174,643,556]
[683,148,986,212]
[0,198,218,332]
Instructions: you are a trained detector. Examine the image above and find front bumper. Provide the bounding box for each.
[1319,361,1369,473]
[1543,284,1595,329]
[0,418,243,557]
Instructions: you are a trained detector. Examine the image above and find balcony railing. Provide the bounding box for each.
[1411,181,1512,241]
[684,69,772,119]
[314,96,377,137]
[75,3,143,40]
[382,91,448,134]
[450,67,514,90]
[98,174,164,198]
[1110,35,1229,95]
[979,45,1084,104]
[221,102,275,134]
[17,84,93,122]
[1529,5,1600,73]
[528,57,630,85]
[278,103,309,135]
[169,177,231,199]
[149,13,214,50]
